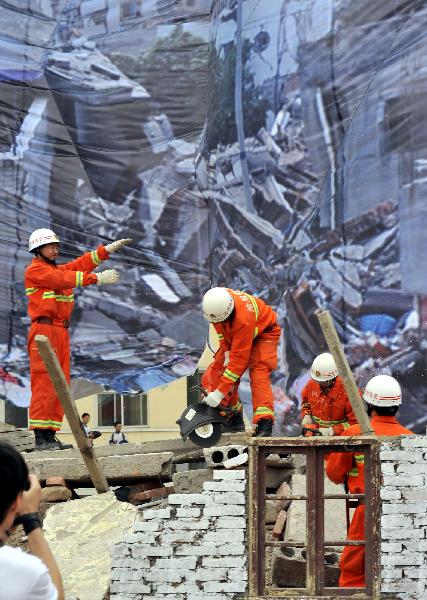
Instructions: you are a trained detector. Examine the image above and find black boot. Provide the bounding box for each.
[45,429,74,450]
[223,411,246,433]
[33,429,57,451]
[253,418,273,437]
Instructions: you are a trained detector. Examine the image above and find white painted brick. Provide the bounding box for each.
[175,542,245,556]
[381,568,403,579]
[186,568,228,581]
[213,469,246,480]
[142,508,171,520]
[131,546,173,558]
[161,531,198,544]
[203,581,247,593]
[189,596,229,600]
[202,556,246,568]
[111,544,131,557]
[381,528,425,540]
[381,488,402,501]
[203,529,244,543]
[397,463,427,475]
[203,481,246,492]
[414,516,427,526]
[381,552,425,566]
[155,557,198,569]
[227,568,248,581]
[381,463,395,474]
[381,542,402,553]
[212,492,246,504]
[203,504,245,517]
[123,533,156,544]
[176,507,201,518]
[404,567,427,578]
[402,489,427,502]
[111,569,143,582]
[213,516,246,529]
[381,515,413,528]
[168,493,211,505]
[111,557,150,569]
[383,503,427,514]
[143,568,185,583]
[404,540,427,551]
[109,594,143,600]
[380,451,421,462]
[167,518,210,530]
[133,521,163,532]
[382,475,425,487]
[382,581,424,593]
[110,583,151,594]
[401,436,427,449]
[154,583,200,594]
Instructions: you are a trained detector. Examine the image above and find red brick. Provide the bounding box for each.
[129,486,175,505]
[272,510,287,539]
[45,477,67,488]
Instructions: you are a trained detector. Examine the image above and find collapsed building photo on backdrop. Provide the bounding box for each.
[0,0,426,434]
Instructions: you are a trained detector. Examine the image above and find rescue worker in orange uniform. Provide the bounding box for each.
[201,287,281,437]
[25,228,131,450]
[326,375,412,588]
[301,353,357,436]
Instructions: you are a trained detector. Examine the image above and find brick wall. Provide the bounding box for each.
[380,436,427,600]
[110,469,247,600]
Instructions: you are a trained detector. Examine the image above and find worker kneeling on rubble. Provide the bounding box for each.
[201,287,281,437]
[301,353,357,436]
[326,375,412,588]
[25,229,131,451]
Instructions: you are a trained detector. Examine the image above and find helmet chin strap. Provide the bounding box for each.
[37,248,56,266]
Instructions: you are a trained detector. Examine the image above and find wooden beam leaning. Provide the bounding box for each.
[317,310,374,435]
[35,335,109,493]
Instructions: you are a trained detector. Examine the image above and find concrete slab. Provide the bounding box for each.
[284,473,348,543]
[27,452,173,483]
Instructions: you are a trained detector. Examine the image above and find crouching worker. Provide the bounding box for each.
[301,353,357,436]
[201,287,281,437]
[0,442,64,600]
[326,375,412,588]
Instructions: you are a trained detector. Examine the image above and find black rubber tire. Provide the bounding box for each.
[188,423,223,448]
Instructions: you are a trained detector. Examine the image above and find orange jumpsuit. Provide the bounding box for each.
[201,289,281,423]
[301,376,357,434]
[326,415,413,588]
[25,245,109,431]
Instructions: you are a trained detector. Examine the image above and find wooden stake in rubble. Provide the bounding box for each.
[35,335,110,493]
[317,310,374,435]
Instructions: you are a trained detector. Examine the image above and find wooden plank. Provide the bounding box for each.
[317,310,374,435]
[35,335,109,493]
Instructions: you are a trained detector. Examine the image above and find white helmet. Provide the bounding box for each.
[311,353,339,382]
[29,229,60,252]
[202,287,234,323]
[363,375,401,407]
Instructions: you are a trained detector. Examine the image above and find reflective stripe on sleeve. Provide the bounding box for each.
[91,250,101,266]
[25,287,38,296]
[76,271,84,287]
[223,368,240,383]
[312,416,347,427]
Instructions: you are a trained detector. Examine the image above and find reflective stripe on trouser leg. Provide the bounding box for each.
[339,505,365,588]
[248,333,280,424]
[28,324,69,431]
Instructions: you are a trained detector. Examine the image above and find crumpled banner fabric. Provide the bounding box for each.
[1,1,425,433]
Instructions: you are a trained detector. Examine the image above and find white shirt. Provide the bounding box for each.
[83,424,90,435]
[0,545,58,600]
[111,431,125,444]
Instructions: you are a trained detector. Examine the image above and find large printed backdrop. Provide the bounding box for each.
[1,0,426,433]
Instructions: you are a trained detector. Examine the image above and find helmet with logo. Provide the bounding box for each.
[363,375,401,407]
[202,287,234,323]
[29,229,60,253]
[311,353,339,382]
